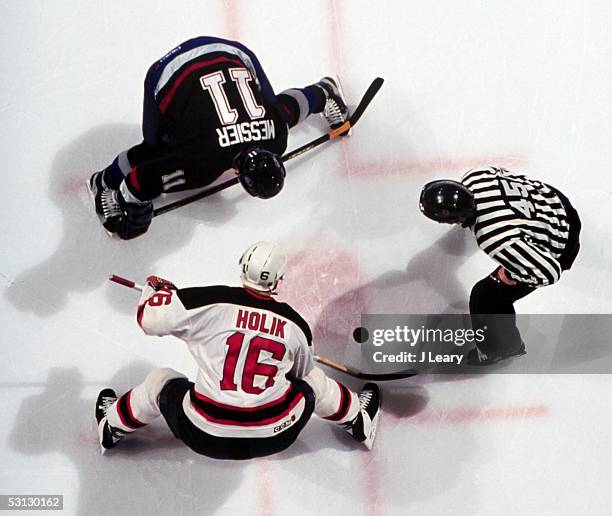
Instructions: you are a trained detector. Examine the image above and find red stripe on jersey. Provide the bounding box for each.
[159,56,244,113]
[136,300,148,334]
[243,287,275,301]
[192,384,293,412]
[191,392,304,427]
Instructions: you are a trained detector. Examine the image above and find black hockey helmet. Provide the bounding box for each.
[419,180,476,225]
[235,148,286,199]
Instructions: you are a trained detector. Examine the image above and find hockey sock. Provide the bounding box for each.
[102,150,131,189]
[303,367,360,424]
[277,85,327,127]
[105,389,149,433]
[106,368,187,432]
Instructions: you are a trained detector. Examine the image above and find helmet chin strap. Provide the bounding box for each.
[266,280,281,296]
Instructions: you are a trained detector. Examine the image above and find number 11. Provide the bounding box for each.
[200,68,265,125]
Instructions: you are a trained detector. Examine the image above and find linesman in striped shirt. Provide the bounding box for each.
[420,167,581,365]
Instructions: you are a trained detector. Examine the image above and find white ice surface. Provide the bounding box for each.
[1,1,611,515]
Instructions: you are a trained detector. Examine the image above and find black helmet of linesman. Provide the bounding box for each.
[419,180,476,226]
[235,147,286,199]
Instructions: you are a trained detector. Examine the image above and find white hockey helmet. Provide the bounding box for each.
[239,241,288,294]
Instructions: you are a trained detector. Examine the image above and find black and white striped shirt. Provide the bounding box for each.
[461,167,570,287]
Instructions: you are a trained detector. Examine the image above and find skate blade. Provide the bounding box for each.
[363,409,380,450]
[97,419,108,456]
[85,178,116,239]
[363,387,382,450]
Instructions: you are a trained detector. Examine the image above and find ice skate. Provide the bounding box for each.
[342,383,381,450]
[95,388,126,454]
[87,171,121,236]
[317,76,350,131]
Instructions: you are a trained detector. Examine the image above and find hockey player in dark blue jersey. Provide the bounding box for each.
[88,36,349,239]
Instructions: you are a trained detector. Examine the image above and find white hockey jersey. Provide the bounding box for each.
[137,284,314,438]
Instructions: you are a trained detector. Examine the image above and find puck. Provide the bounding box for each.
[353,327,369,343]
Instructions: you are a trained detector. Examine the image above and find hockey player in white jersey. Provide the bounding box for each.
[419,167,581,365]
[95,242,381,459]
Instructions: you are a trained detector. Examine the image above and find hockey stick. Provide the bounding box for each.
[109,273,416,381]
[281,76,384,161]
[152,77,384,217]
[109,274,143,290]
[314,355,417,381]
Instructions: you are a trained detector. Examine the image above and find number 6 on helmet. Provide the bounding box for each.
[239,241,288,294]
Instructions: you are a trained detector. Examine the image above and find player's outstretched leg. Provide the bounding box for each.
[342,383,381,450]
[278,77,349,130]
[94,368,187,455]
[303,367,381,449]
[95,388,126,454]
[317,76,349,129]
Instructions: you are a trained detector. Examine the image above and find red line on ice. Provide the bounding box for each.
[405,404,550,425]
[327,2,382,514]
[220,3,276,514]
[328,0,347,80]
[222,0,241,41]
[256,457,275,516]
[346,155,529,177]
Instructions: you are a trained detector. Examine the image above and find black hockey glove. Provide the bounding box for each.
[114,190,153,240]
[146,275,177,291]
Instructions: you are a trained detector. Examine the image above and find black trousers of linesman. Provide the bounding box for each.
[469,187,581,356]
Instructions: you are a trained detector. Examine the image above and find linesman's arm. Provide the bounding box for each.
[491,239,562,287]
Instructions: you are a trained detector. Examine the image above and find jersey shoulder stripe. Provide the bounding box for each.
[177,286,313,345]
[153,40,262,98]
[157,54,245,114]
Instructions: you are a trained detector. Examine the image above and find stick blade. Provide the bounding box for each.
[347,77,384,127]
[356,370,418,381]
[328,77,384,139]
